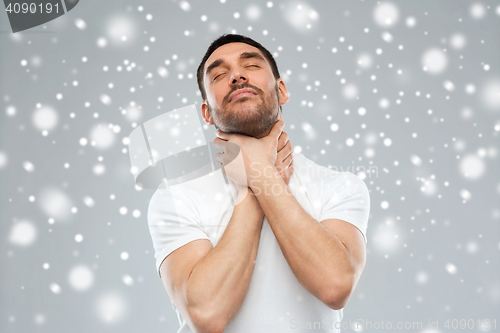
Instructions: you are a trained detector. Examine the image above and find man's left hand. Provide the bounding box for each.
[213,120,285,189]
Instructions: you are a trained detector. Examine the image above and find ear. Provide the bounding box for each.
[277,78,289,106]
[201,101,214,125]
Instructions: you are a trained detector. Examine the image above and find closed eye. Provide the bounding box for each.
[213,73,225,81]
[213,65,259,81]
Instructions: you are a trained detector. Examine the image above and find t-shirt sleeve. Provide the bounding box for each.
[319,172,370,244]
[147,187,211,278]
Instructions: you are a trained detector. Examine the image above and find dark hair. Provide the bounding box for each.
[196,34,281,102]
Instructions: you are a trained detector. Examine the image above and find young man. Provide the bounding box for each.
[147,34,370,333]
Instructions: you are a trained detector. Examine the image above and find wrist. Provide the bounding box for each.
[248,161,279,192]
[236,187,264,216]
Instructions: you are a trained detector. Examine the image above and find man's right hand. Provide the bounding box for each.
[239,130,293,213]
[233,129,293,198]
[244,130,293,200]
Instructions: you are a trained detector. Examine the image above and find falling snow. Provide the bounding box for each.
[1,1,499,332]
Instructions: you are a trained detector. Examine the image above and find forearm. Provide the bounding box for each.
[186,189,264,329]
[250,164,353,303]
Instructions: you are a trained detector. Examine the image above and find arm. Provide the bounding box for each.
[160,189,264,333]
[250,164,366,310]
[160,132,294,333]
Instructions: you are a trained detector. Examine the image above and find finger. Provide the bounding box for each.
[225,141,240,156]
[278,140,293,162]
[215,130,233,141]
[214,152,225,165]
[284,161,293,185]
[213,137,226,147]
[277,131,289,152]
[277,140,291,162]
[213,141,227,154]
[283,151,293,166]
[276,153,292,175]
[269,120,285,142]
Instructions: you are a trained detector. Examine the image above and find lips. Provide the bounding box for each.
[229,88,257,103]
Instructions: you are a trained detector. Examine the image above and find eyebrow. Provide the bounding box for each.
[205,52,266,77]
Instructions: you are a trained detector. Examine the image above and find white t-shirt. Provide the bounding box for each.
[147,153,370,333]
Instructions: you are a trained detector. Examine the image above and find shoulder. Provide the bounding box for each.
[291,154,369,198]
[147,188,171,224]
[334,171,368,188]
[291,153,339,182]
[291,153,343,190]
[148,185,177,210]
[147,185,192,222]
[321,172,371,220]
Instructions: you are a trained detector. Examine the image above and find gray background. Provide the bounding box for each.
[1,0,499,332]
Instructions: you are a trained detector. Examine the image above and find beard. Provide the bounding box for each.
[207,82,280,139]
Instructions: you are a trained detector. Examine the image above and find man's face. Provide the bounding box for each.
[201,42,288,138]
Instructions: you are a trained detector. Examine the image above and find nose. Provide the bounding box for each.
[230,69,247,85]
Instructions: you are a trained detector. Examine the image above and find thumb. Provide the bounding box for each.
[270,120,285,140]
